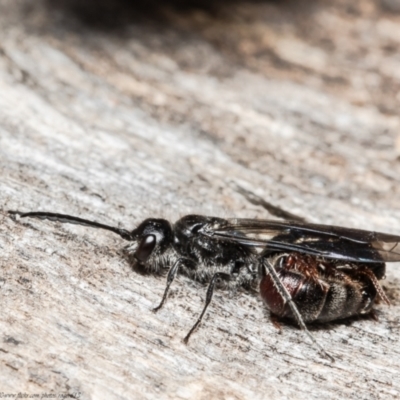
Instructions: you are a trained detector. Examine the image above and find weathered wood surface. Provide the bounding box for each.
[1,0,400,398]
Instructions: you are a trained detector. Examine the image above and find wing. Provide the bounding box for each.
[204,219,400,263]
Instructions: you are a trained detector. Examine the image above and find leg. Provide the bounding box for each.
[153,258,187,312]
[183,272,230,344]
[261,260,334,362]
[358,268,390,305]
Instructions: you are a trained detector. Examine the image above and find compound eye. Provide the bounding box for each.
[135,235,156,263]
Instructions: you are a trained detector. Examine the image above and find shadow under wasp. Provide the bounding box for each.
[9,211,400,361]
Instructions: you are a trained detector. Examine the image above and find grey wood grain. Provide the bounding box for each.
[1,0,400,398]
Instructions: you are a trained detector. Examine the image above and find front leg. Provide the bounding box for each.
[153,258,195,312]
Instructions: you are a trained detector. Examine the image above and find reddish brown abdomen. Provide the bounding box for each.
[260,254,378,323]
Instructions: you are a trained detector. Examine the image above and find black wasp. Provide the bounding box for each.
[10,211,400,361]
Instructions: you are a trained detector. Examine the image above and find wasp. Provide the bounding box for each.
[9,211,400,361]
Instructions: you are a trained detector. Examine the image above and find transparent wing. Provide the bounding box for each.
[205,219,400,263]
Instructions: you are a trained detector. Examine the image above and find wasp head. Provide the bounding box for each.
[125,218,174,274]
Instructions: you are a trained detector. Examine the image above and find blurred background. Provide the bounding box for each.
[1,0,400,398]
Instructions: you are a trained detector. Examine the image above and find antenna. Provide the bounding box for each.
[9,211,132,241]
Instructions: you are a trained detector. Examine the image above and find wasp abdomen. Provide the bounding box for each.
[260,254,379,323]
